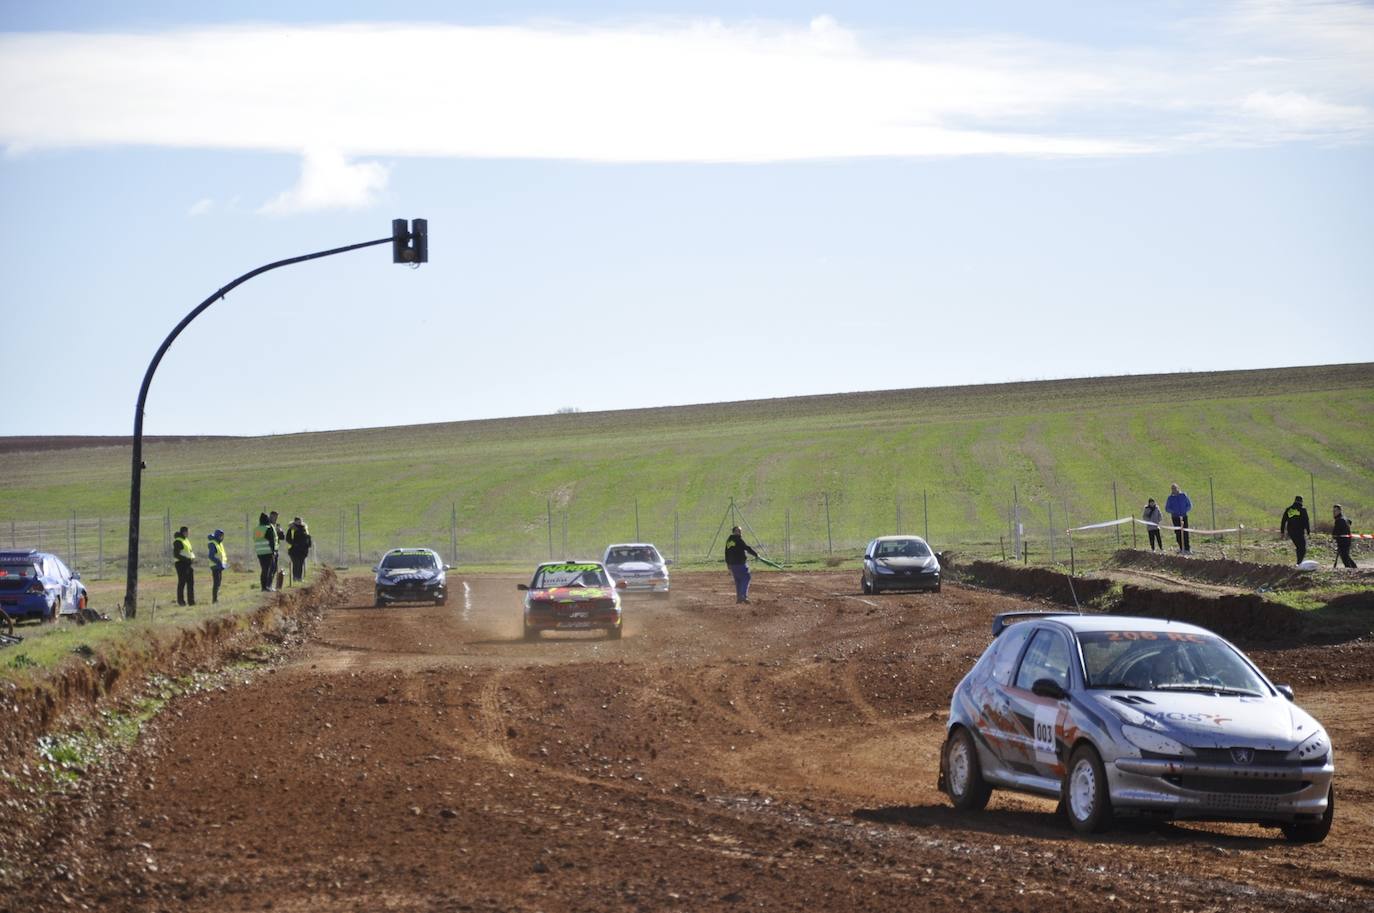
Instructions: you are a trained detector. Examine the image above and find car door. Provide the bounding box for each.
[969,621,1036,783]
[48,556,74,614]
[1007,627,1075,785]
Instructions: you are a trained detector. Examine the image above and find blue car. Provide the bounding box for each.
[0,549,88,622]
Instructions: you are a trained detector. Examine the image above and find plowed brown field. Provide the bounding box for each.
[7,572,1373,912]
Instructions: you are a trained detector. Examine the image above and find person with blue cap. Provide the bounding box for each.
[207,529,228,603]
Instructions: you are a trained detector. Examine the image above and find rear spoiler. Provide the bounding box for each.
[991,611,1080,638]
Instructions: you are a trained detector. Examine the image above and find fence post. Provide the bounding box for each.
[546,499,553,560]
[674,512,680,564]
[634,498,640,541]
[562,510,568,557]
[1209,476,1217,535]
[1000,536,1006,562]
[784,508,791,564]
[824,492,833,556]
[1049,502,1056,564]
[98,517,105,580]
[355,503,362,563]
[1070,539,1076,576]
[1310,473,1317,521]
[1112,481,1120,546]
[896,493,902,535]
[451,502,458,564]
[923,489,929,542]
[337,507,345,567]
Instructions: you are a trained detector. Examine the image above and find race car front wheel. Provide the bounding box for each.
[1065,744,1113,835]
[1281,786,1333,843]
[945,728,991,811]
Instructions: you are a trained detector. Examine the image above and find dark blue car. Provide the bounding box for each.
[0,549,88,622]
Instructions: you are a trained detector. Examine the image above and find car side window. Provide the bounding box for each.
[988,623,1034,686]
[1014,629,1073,691]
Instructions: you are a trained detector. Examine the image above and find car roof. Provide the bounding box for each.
[603,543,659,551]
[996,611,1216,639]
[0,549,42,560]
[871,535,929,543]
[382,547,440,556]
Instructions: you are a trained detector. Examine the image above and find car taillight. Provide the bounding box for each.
[26,581,45,594]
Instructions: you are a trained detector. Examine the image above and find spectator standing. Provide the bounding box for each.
[1164,483,1192,553]
[1142,498,1164,551]
[723,525,759,604]
[1280,495,1311,564]
[253,512,279,591]
[285,516,312,583]
[207,529,227,603]
[172,525,196,606]
[268,510,286,585]
[1332,505,1358,569]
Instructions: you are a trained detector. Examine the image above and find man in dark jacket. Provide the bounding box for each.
[1280,495,1311,564]
[1333,505,1357,569]
[724,526,759,604]
[285,517,312,583]
[173,525,196,606]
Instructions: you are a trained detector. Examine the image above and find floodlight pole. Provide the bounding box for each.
[123,222,427,616]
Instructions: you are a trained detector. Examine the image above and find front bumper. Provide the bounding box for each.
[615,577,669,593]
[871,573,940,592]
[376,583,446,603]
[525,607,622,631]
[1107,755,1335,823]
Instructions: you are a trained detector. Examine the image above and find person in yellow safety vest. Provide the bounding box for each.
[285,516,312,583]
[173,526,196,606]
[253,512,279,591]
[207,529,228,603]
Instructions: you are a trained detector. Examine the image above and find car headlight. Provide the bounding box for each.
[1122,725,1194,757]
[872,563,895,574]
[1287,729,1331,765]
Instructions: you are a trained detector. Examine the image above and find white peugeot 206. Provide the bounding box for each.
[940,612,1335,842]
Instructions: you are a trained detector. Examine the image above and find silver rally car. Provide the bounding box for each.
[940,611,1335,842]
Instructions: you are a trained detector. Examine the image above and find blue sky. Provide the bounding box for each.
[1,1,1371,436]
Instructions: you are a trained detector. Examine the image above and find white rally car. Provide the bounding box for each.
[601,543,671,596]
[940,612,1335,841]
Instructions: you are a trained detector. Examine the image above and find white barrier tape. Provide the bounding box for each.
[1131,517,1243,535]
[1066,517,1243,535]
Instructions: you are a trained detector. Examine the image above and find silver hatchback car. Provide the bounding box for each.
[939,612,1334,841]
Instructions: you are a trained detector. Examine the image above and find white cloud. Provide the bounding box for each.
[257,148,389,215]
[187,197,214,216]
[0,5,1369,176]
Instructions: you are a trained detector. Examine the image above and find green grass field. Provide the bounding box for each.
[2,364,1371,577]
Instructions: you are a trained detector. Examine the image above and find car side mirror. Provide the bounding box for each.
[516,583,529,591]
[71,571,81,580]
[1275,683,1295,701]
[1031,678,1068,700]
[616,580,627,589]
[444,564,452,571]
[664,558,674,566]
[372,566,380,573]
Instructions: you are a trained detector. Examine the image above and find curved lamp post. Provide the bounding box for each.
[123,219,427,616]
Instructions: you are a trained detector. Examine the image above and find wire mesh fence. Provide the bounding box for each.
[4,476,1359,579]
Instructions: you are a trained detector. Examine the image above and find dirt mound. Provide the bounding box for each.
[950,558,1114,606]
[1116,584,1305,644]
[0,571,340,768]
[1106,549,1323,590]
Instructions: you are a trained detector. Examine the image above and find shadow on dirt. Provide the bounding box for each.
[855,804,1287,849]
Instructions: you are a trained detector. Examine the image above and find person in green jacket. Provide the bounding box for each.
[173,526,196,606]
[253,512,279,591]
[207,529,228,603]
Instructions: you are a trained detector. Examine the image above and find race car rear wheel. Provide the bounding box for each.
[861,577,873,595]
[607,624,623,640]
[945,728,991,811]
[1281,786,1333,843]
[522,623,539,642]
[1065,744,1113,835]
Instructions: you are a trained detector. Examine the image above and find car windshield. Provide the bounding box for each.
[875,539,931,558]
[533,564,609,588]
[607,548,659,564]
[1078,630,1268,695]
[381,552,437,571]
[0,562,39,579]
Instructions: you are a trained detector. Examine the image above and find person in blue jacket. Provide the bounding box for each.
[1165,483,1192,553]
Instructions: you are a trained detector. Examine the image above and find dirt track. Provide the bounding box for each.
[6,572,1374,912]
